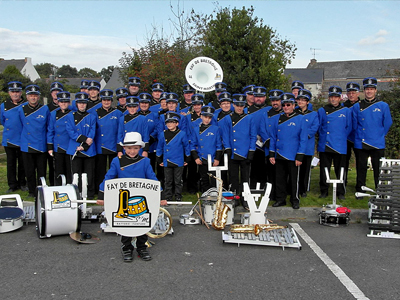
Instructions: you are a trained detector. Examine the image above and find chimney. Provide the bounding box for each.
[309,58,317,66]
[25,57,32,64]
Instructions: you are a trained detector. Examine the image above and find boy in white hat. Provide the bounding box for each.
[97,132,167,262]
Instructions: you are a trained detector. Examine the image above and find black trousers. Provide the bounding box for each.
[298,155,312,195]
[355,148,385,191]
[319,152,346,196]
[71,156,95,198]
[149,152,164,188]
[184,160,199,193]
[228,159,250,198]
[121,234,148,252]
[22,152,47,194]
[250,149,267,189]
[54,152,72,185]
[219,155,229,190]
[198,164,216,193]
[47,153,55,186]
[275,159,300,205]
[95,154,116,193]
[164,166,184,201]
[266,158,277,201]
[4,146,26,189]
[345,141,357,186]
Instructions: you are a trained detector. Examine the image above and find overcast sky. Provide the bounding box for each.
[0,0,399,72]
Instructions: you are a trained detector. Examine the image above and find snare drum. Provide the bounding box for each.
[203,199,235,225]
[0,194,24,233]
[36,184,81,238]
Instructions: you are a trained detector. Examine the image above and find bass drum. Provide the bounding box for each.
[35,184,81,238]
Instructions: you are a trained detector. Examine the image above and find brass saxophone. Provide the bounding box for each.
[208,173,231,230]
[230,224,287,236]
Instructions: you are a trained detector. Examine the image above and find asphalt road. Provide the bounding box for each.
[1,216,399,300]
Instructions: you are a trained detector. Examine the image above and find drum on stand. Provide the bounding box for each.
[202,199,235,225]
[36,184,81,238]
[0,194,24,233]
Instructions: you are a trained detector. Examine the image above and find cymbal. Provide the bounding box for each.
[70,232,100,244]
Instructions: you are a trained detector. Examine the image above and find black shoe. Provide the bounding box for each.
[292,203,300,209]
[121,246,133,262]
[337,194,345,200]
[6,188,18,193]
[20,186,29,192]
[272,201,286,207]
[319,193,328,198]
[301,193,307,198]
[355,196,364,200]
[137,249,152,261]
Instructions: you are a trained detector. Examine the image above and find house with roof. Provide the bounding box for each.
[104,68,125,90]
[0,57,41,81]
[307,58,400,98]
[284,68,324,100]
[284,58,400,100]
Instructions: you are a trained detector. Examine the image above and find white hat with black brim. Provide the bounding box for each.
[120,132,145,148]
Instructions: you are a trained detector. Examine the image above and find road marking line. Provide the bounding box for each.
[290,223,369,300]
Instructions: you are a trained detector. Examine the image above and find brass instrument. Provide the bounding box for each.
[208,173,231,230]
[230,224,287,236]
[115,189,129,218]
[146,207,173,239]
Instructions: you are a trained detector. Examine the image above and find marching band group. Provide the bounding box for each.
[1,76,393,211]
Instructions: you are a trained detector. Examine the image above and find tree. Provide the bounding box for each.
[100,66,115,82]
[78,67,100,78]
[0,66,32,103]
[57,65,79,78]
[379,70,400,158]
[120,38,195,92]
[35,63,58,78]
[119,2,201,93]
[190,6,296,92]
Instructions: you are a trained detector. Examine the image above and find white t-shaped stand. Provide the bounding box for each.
[207,154,228,191]
[242,182,272,224]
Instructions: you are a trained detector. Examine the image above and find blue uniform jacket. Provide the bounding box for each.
[47,109,72,152]
[140,110,160,153]
[250,106,271,152]
[260,109,282,155]
[352,100,392,150]
[190,123,222,162]
[298,110,319,156]
[220,112,257,160]
[19,103,50,153]
[66,112,97,157]
[156,129,190,167]
[94,107,123,154]
[99,155,158,196]
[1,99,25,147]
[117,113,149,153]
[269,112,307,161]
[70,100,102,115]
[156,112,188,138]
[317,105,352,154]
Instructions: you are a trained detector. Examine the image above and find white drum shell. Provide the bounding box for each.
[0,194,24,233]
[203,200,234,225]
[36,185,80,238]
[0,215,23,233]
